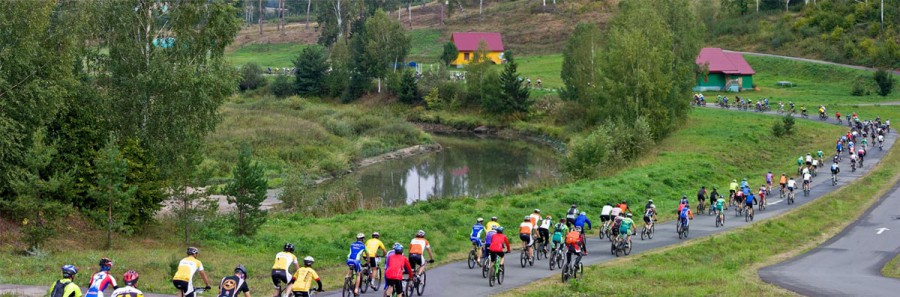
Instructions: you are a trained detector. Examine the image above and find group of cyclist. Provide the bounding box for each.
[715,95,772,112]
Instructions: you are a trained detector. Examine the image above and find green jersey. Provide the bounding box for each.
[619,218,634,233]
[716,199,724,210]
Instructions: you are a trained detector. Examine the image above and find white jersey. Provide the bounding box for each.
[110,286,143,297]
[787,180,797,188]
[539,219,552,229]
[802,167,809,175]
[610,207,622,217]
[600,205,613,216]
[804,173,812,181]
[812,159,819,167]
[805,155,813,163]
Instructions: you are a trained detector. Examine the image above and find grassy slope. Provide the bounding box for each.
[225,43,308,67]
[0,108,842,293]
[500,109,900,297]
[884,253,900,279]
[203,95,431,185]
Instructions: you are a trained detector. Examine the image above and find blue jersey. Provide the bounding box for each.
[485,230,497,245]
[348,241,366,260]
[470,223,485,239]
[679,208,689,219]
[740,180,749,189]
[742,187,751,196]
[574,214,592,229]
[746,194,755,204]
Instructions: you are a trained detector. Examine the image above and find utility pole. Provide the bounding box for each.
[279,0,285,35]
[882,0,885,32]
[306,0,312,29]
[259,0,263,35]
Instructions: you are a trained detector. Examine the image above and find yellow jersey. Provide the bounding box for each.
[291,267,320,292]
[365,238,386,258]
[485,221,500,232]
[173,256,204,282]
[272,252,298,270]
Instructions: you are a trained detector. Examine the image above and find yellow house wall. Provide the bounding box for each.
[451,51,503,66]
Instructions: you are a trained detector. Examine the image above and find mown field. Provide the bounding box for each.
[501,106,900,297]
[225,43,309,68]
[0,107,843,293]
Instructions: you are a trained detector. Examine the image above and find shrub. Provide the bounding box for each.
[782,115,795,135]
[293,45,329,96]
[851,81,866,96]
[270,75,295,98]
[398,70,421,104]
[561,126,611,178]
[238,63,266,91]
[874,69,895,96]
[771,120,785,137]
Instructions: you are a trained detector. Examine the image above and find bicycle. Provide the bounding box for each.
[745,205,754,222]
[787,189,795,205]
[486,254,504,287]
[405,261,429,296]
[758,196,767,211]
[803,183,811,197]
[697,200,707,216]
[780,185,785,199]
[536,237,549,261]
[342,264,359,297]
[519,246,534,268]
[832,173,838,186]
[561,253,584,282]
[599,220,611,240]
[640,222,654,240]
[676,219,689,239]
[548,243,564,271]
[467,243,481,269]
[360,258,382,293]
[715,209,724,227]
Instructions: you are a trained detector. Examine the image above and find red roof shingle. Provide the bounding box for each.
[451,32,504,52]
[696,48,755,75]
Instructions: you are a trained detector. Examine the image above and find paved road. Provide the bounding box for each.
[759,169,900,296]
[314,109,896,297]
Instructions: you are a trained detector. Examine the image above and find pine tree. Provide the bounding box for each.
[225,145,268,236]
[90,135,137,249]
[441,42,458,67]
[484,51,531,115]
[398,70,421,104]
[294,45,330,96]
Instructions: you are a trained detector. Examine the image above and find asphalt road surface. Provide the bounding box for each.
[316,111,895,297]
[759,169,900,296]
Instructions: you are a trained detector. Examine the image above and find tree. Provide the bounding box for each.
[225,145,268,236]
[465,41,494,106]
[239,63,266,91]
[294,45,330,96]
[398,70,421,104]
[874,69,895,96]
[327,37,353,98]
[441,42,459,67]
[721,0,750,16]
[362,10,411,93]
[483,51,531,115]
[90,135,137,249]
[561,23,602,103]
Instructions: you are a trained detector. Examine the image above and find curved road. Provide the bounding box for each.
[759,165,900,296]
[314,109,896,297]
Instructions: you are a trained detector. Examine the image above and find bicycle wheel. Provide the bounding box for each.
[615,242,622,257]
[536,243,543,261]
[360,272,369,294]
[624,239,632,255]
[557,252,564,269]
[677,225,683,239]
[481,259,489,278]
[561,264,569,282]
[497,265,504,285]
[610,241,616,255]
[684,226,689,238]
[750,211,754,222]
[406,278,415,296]
[649,224,654,239]
[467,250,476,269]
[374,268,382,291]
[745,210,750,222]
[520,251,526,268]
[342,276,352,297]
[549,251,556,270]
[599,227,605,239]
[715,215,721,227]
[416,271,426,296]
[640,227,647,240]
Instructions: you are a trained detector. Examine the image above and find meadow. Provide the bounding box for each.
[225,43,309,68]
[0,108,843,293]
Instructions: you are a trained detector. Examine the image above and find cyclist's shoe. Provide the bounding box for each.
[583,251,589,255]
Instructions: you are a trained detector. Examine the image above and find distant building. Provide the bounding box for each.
[695,47,755,92]
[450,32,504,66]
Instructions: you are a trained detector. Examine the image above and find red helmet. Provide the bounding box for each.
[123,270,139,286]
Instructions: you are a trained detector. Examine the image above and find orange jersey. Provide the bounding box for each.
[529,213,541,228]
[409,238,429,255]
[779,176,787,184]
[519,222,533,235]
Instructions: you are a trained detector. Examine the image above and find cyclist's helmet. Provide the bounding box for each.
[356,233,365,240]
[303,256,315,266]
[234,264,248,278]
[579,212,586,216]
[545,215,551,219]
[534,209,540,213]
[122,270,139,286]
[571,204,577,208]
[491,225,499,230]
[372,232,380,238]
[416,230,425,237]
[648,199,653,203]
[682,195,687,199]
[186,247,199,256]
[99,258,113,271]
[284,243,295,252]
[393,243,403,253]
[477,217,484,223]
[491,216,498,221]
[733,179,737,182]
[558,218,565,222]
[524,216,531,221]
[497,227,505,233]
[62,265,78,278]
[626,213,633,218]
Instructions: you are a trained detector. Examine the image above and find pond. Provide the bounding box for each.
[316,134,560,206]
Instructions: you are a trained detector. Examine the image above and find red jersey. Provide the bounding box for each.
[489,233,511,253]
[384,254,412,280]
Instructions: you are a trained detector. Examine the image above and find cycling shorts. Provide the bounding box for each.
[803,180,810,185]
[408,254,424,270]
[368,257,378,268]
[780,182,786,187]
[470,237,483,247]
[519,234,534,246]
[619,226,630,235]
[488,251,505,262]
[745,201,753,208]
[806,161,811,165]
[385,279,403,293]
[346,259,361,273]
[293,292,312,297]
[172,280,195,297]
[788,186,795,191]
[600,215,611,222]
[643,216,652,224]
[697,194,705,201]
[272,269,289,287]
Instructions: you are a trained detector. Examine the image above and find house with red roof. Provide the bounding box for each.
[695,47,755,92]
[450,32,504,66]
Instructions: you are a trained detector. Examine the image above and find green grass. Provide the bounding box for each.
[202,95,432,185]
[0,108,843,294]
[500,108,900,297]
[514,54,564,90]
[883,253,900,279]
[225,43,308,67]
[408,29,444,63]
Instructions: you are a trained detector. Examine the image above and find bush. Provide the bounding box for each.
[771,120,785,137]
[238,63,266,91]
[398,70,421,104]
[874,69,895,96]
[782,115,795,135]
[270,75,295,98]
[851,76,867,96]
[561,126,611,178]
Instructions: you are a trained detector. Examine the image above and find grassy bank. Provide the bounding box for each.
[225,43,308,67]
[884,253,900,279]
[500,113,900,297]
[0,108,842,293]
[203,95,431,185]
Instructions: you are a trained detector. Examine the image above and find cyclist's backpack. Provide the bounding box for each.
[49,280,68,297]
[565,231,580,245]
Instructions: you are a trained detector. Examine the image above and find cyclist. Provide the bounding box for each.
[574,211,593,239]
[346,234,367,296]
[803,171,813,192]
[50,265,81,297]
[365,232,387,285]
[831,161,840,179]
[173,247,211,297]
[551,218,569,252]
[538,215,552,253]
[858,148,866,166]
[745,192,755,217]
[86,258,118,297]
[272,243,299,297]
[618,213,635,248]
[609,203,623,221]
[697,186,707,210]
[879,134,885,148]
[805,153,813,167]
[709,188,721,210]
[765,171,774,193]
[617,200,633,215]
[800,105,807,116]
[383,244,411,297]
[836,111,842,124]
[678,204,692,231]
[483,225,498,261]
[290,256,323,297]
[518,216,535,261]
[812,158,819,175]
[485,216,500,233]
[787,177,797,195]
[837,140,844,156]
[734,187,744,209]
[564,227,585,267]
[714,194,725,225]
[862,138,868,151]
[470,218,486,265]
[217,265,250,297]
[679,195,689,208]
[110,270,142,297]
[850,151,858,169]
[779,173,788,193]
[600,203,613,227]
[529,209,542,242]
[644,199,657,222]
[728,179,739,202]
[409,230,434,277]
[741,178,750,190]
[565,204,579,228]
[758,184,767,207]
[488,227,512,267]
